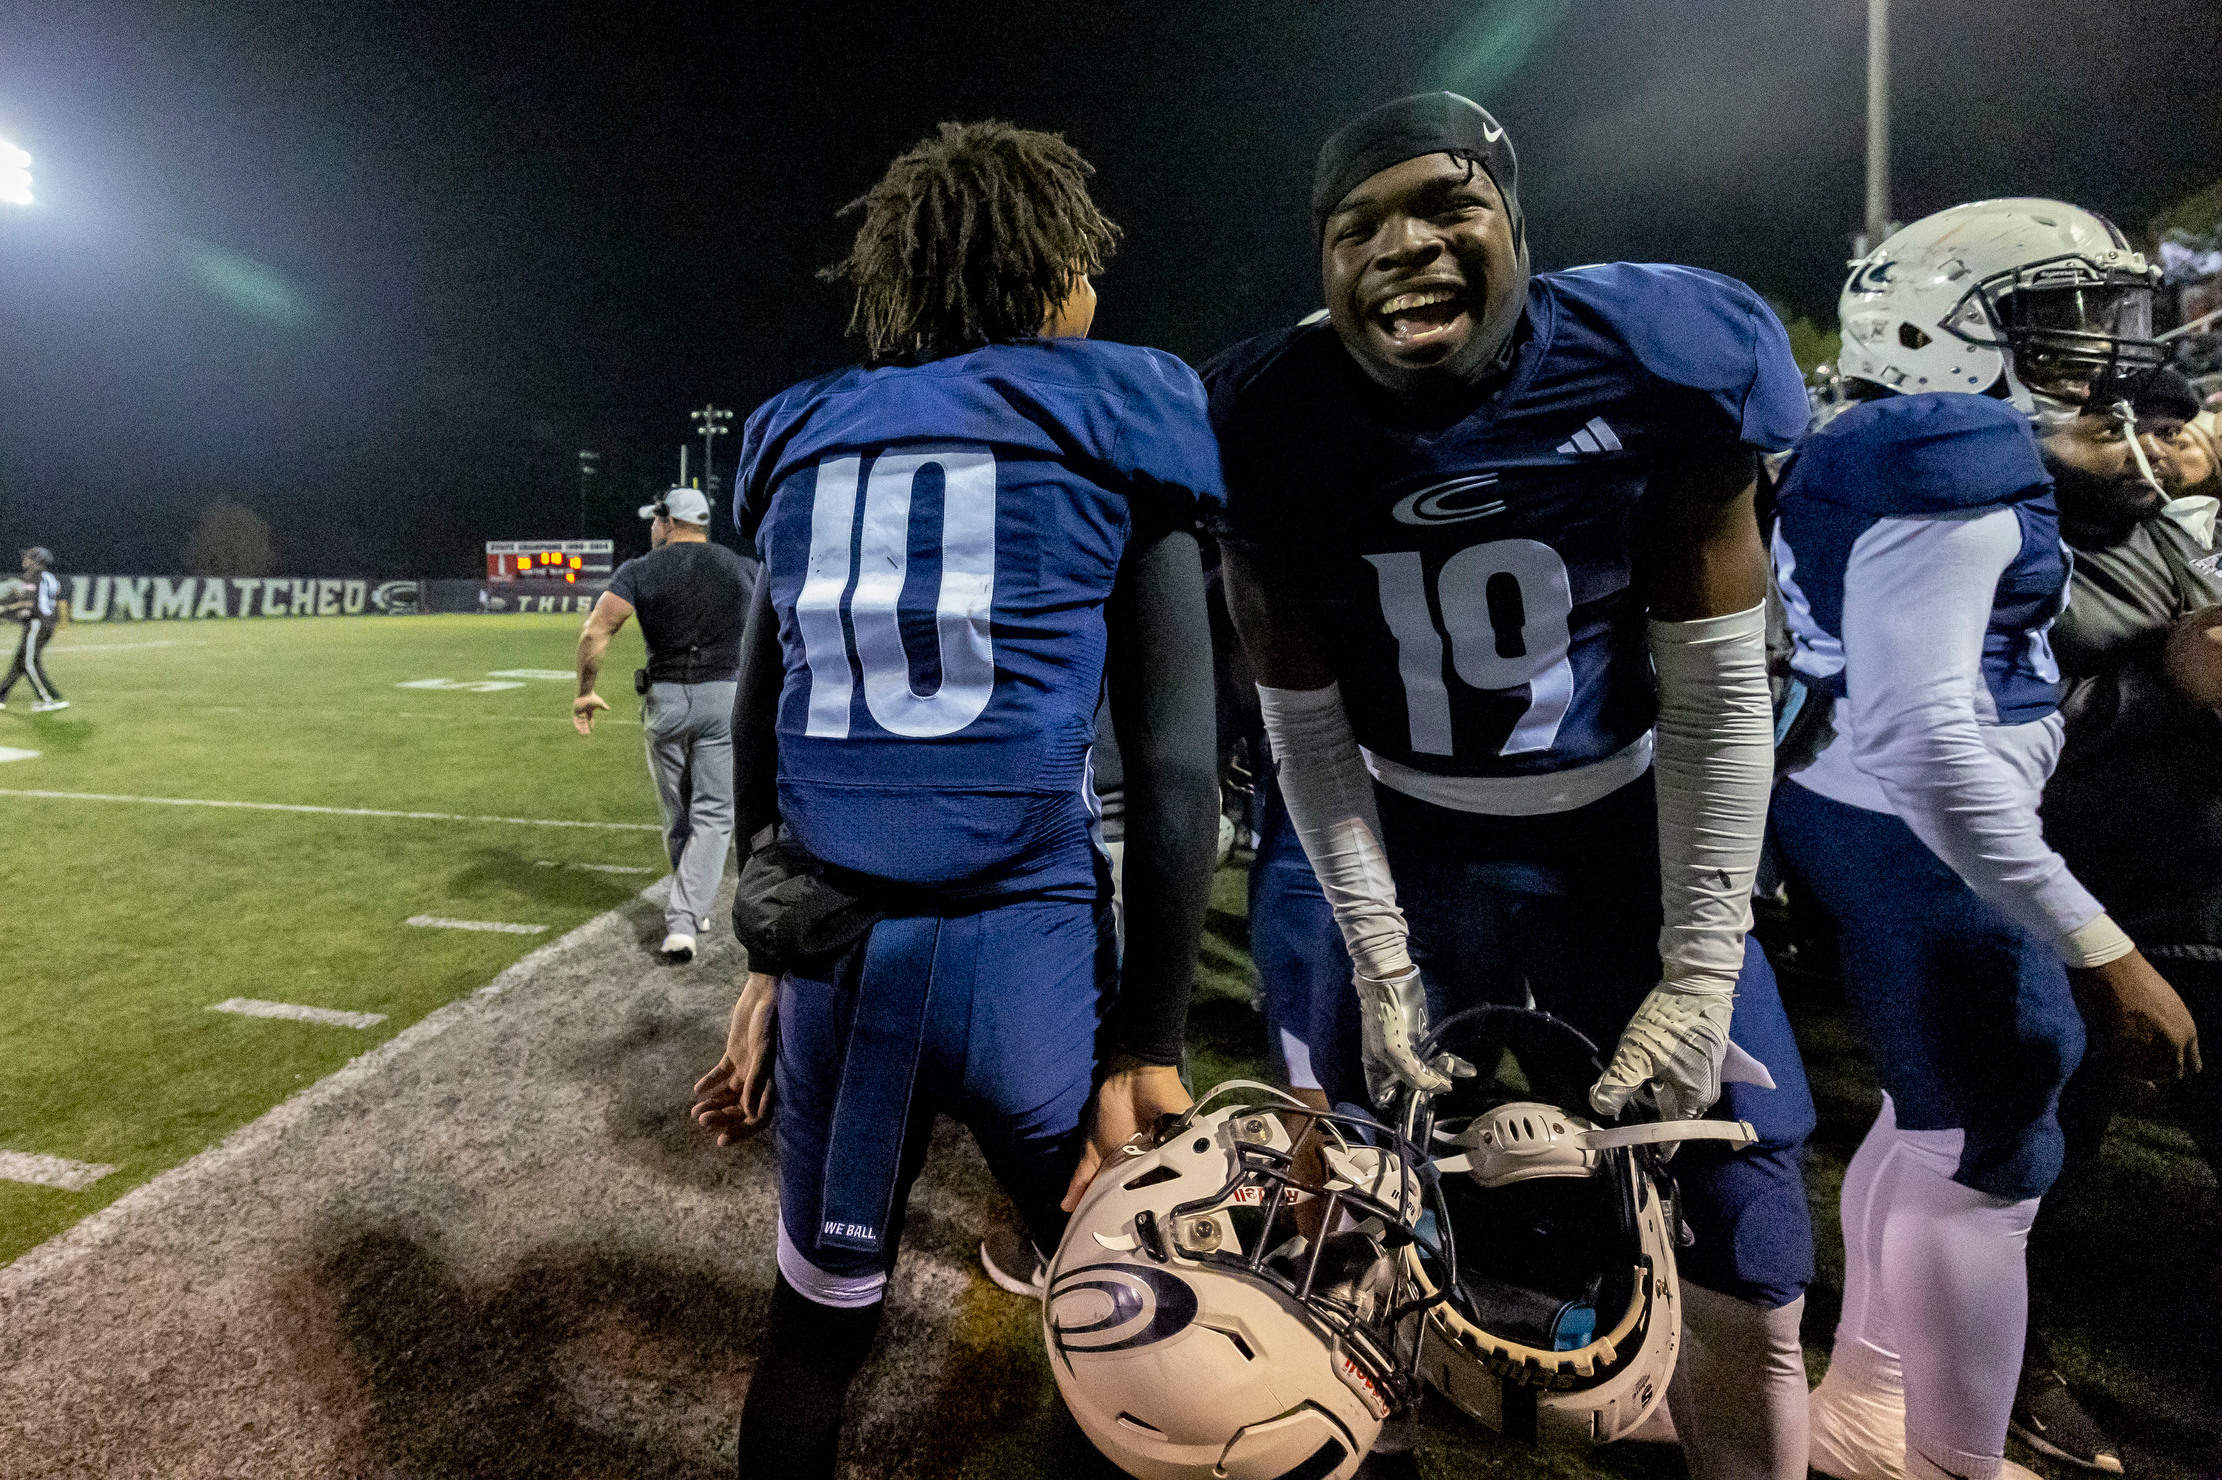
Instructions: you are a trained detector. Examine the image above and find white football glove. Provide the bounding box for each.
[1590,980,1735,1121]
[1354,967,1474,1108]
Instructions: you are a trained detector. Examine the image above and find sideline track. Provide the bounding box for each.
[0,787,662,831]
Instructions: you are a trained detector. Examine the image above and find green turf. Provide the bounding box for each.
[0,613,662,1265]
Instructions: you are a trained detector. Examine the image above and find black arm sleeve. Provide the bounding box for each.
[731,574,782,851]
[1101,522,1221,1066]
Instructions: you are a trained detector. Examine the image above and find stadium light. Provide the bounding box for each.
[0,141,31,207]
[689,403,732,495]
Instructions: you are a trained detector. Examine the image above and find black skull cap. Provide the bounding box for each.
[1311,91,1524,262]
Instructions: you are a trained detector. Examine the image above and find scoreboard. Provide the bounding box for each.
[486,540,613,585]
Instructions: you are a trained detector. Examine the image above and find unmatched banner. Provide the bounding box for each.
[66,576,419,621]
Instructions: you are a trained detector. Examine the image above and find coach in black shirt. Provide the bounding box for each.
[575,487,758,961]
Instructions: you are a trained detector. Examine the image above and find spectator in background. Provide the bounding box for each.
[2022,366,2215,1471]
[2167,409,2220,500]
[573,486,758,961]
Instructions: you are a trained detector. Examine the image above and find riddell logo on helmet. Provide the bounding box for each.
[1337,1351,1392,1419]
[1223,1182,1313,1206]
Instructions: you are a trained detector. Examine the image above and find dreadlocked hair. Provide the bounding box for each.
[820,121,1121,366]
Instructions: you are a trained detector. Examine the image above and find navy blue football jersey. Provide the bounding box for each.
[734,339,1226,895]
[1774,393,2067,724]
[1207,264,1807,782]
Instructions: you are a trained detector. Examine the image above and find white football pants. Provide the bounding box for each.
[1815,1094,2037,1480]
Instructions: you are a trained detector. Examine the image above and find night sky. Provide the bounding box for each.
[3,0,2218,577]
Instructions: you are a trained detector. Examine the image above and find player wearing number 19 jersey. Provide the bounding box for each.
[1212,95,1818,1478]
[693,123,1222,1480]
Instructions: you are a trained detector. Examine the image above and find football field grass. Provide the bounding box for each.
[0,612,660,1265]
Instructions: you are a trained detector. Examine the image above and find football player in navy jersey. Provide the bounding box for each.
[1210,95,1819,1480]
[688,123,1223,1479]
[1771,201,2198,1480]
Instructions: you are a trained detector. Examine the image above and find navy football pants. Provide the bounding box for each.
[1773,779,2084,1202]
[1248,776,1360,1094]
[774,895,1115,1293]
[1371,773,1819,1310]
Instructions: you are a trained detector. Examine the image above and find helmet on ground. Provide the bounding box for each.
[1394,1005,1758,1447]
[1045,1082,1450,1480]
[1837,198,2162,419]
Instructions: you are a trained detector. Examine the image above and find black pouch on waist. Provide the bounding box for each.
[633,667,651,696]
[733,827,887,978]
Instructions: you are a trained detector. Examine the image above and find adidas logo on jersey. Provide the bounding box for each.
[1556,417,1623,456]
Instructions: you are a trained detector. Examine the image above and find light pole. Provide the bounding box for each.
[576,449,600,537]
[1859,0,1893,256]
[689,404,732,496]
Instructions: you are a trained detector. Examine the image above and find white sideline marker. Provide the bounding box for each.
[0,747,38,763]
[407,915,548,935]
[396,678,525,693]
[0,1150,117,1191]
[0,788,661,831]
[44,640,205,653]
[209,998,388,1030]
[534,860,655,875]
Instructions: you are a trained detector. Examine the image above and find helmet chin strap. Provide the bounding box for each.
[2112,399,2168,498]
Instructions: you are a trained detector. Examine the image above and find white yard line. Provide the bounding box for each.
[43,640,207,653]
[0,749,37,764]
[0,788,661,831]
[485,669,576,681]
[208,999,388,1030]
[405,915,547,935]
[534,860,655,874]
[0,1151,117,1192]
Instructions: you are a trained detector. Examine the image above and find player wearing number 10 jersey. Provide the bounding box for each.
[1212,95,1819,1477]
[694,124,1223,1480]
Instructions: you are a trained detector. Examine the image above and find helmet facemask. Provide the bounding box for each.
[1956,260,2164,422]
[1152,1088,1452,1414]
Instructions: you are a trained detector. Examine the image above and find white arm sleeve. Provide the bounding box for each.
[1255,682,1411,981]
[1648,603,1773,996]
[1841,511,2126,963]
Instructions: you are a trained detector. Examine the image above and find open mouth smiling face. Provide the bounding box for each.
[1322,152,1519,393]
[1368,280,1472,359]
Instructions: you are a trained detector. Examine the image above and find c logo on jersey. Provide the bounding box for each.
[1390,473,1506,527]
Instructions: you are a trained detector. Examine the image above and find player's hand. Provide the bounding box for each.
[691,971,779,1145]
[2163,606,2222,710]
[1592,979,1735,1121]
[1353,966,1473,1107]
[1061,1056,1192,1213]
[571,690,610,736]
[2070,949,2202,1084]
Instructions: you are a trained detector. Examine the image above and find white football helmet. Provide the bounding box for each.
[1393,1006,1759,1447]
[1044,1083,1450,1480]
[1838,198,2162,419]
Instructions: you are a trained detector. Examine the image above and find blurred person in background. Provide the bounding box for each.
[1772,201,2195,1480]
[0,546,67,713]
[2022,365,2217,1472]
[573,487,758,961]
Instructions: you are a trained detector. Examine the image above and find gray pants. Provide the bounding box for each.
[642,680,737,939]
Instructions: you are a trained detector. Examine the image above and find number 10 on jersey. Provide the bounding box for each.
[1365,539,1575,758]
[795,450,999,740]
